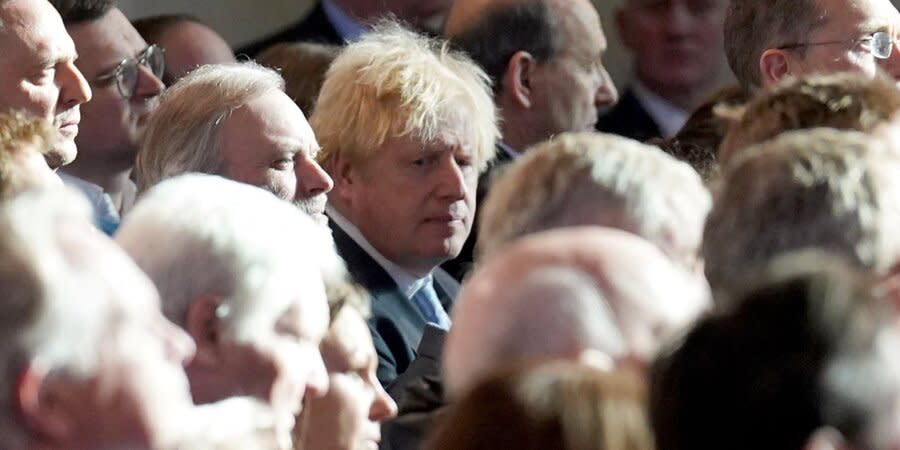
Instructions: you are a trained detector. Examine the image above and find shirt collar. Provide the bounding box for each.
[631,81,689,138]
[497,141,520,159]
[321,0,367,42]
[327,205,432,298]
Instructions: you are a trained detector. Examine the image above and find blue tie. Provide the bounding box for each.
[411,280,451,330]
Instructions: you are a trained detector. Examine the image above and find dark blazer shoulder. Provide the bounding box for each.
[237,2,343,58]
[595,88,663,143]
[330,219,451,387]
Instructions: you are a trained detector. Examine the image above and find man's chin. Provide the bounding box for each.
[46,140,78,169]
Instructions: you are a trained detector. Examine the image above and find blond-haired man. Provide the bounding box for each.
[313,22,498,386]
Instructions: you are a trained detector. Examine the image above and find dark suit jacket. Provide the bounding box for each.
[441,144,515,281]
[238,2,343,58]
[330,220,454,387]
[595,87,663,143]
[381,325,447,450]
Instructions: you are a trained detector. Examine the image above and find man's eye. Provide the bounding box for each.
[272,159,294,170]
[33,67,55,83]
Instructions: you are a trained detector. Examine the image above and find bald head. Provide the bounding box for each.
[444,227,710,396]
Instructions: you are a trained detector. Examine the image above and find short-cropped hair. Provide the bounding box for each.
[719,73,900,162]
[479,131,711,267]
[445,0,564,95]
[0,110,57,199]
[49,0,115,24]
[703,128,899,293]
[312,21,499,173]
[116,174,345,342]
[724,0,820,88]
[135,62,285,193]
[652,252,900,450]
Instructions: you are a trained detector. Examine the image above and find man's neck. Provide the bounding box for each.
[328,200,436,280]
[62,159,134,211]
[637,76,717,113]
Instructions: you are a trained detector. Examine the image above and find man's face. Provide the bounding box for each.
[0,0,91,169]
[67,8,164,166]
[155,21,236,85]
[297,307,397,450]
[531,0,618,137]
[219,89,333,224]
[57,225,195,448]
[617,0,726,93]
[338,125,478,275]
[784,0,900,84]
[215,280,331,418]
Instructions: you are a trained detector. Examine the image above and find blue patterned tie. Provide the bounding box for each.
[411,279,451,330]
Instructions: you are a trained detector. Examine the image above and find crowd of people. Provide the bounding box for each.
[2,0,900,448]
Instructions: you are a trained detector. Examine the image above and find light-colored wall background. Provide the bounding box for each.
[119,0,900,92]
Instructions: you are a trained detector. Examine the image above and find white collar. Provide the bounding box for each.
[631,81,689,138]
[327,205,432,298]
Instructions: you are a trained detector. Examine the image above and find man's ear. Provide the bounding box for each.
[15,362,74,442]
[759,48,793,86]
[184,294,224,367]
[502,50,537,109]
[328,151,360,205]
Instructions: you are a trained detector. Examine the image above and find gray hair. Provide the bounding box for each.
[479,131,711,269]
[0,188,112,445]
[134,62,285,193]
[703,128,898,295]
[116,174,345,342]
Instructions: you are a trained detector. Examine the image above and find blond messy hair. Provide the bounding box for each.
[0,110,57,199]
[135,62,285,193]
[312,21,499,173]
[479,132,710,267]
[704,128,899,291]
[719,73,900,163]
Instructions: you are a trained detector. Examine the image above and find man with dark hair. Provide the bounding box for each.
[0,0,92,169]
[49,0,165,233]
[652,251,900,450]
[441,0,619,280]
[133,14,235,85]
[596,0,727,142]
[724,0,900,90]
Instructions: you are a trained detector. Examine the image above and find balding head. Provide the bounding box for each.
[444,227,710,396]
[444,0,617,150]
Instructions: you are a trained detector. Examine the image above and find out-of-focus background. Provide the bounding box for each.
[117,0,741,91]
